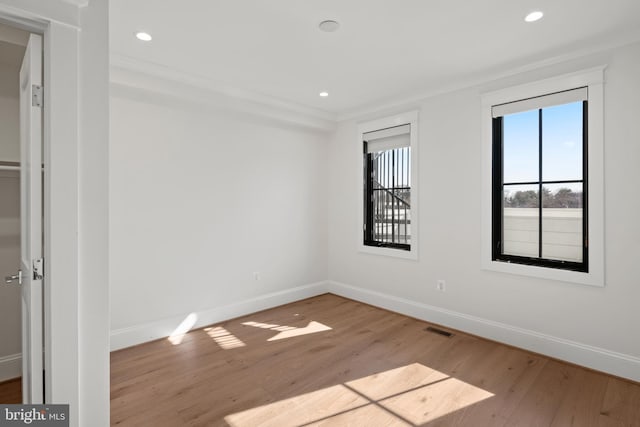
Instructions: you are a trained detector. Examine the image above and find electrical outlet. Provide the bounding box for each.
[253,272,261,281]
[436,279,446,292]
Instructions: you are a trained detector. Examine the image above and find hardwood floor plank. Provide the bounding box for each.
[110,294,640,426]
[503,360,581,426]
[598,377,640,426]
[444,346,547,427]
[0,377,21,404]
[548,367,609,427]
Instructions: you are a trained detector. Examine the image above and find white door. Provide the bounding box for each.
[19,33,43,404]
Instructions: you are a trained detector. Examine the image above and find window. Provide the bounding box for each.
[492,88,588,272]
[363,125,411,250]
[481,67,605,286]
[358,111,418,259]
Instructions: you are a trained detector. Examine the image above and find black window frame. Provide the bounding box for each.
[363,141,411,251]
[491,96,589,272]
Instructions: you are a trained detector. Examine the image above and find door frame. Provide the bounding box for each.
[0,4,81,414]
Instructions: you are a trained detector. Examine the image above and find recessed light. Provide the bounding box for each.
[524,11,544,22]
[319,20,340,32]
[135,32,152,41]
[319,91,329,97]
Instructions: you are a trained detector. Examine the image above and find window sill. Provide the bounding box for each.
[482,259,604,287]
[358,244,418,260]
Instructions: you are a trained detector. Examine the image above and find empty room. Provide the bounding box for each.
[0,1,639,426]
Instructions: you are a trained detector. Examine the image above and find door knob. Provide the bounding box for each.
[4,270,22,285]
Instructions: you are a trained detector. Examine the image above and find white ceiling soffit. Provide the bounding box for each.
[110,0,640,121]
[110,54,337,132]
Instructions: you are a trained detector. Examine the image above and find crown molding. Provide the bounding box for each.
[61,0,89,7]
[0,1,79,29]
[110,53,337,133]
[338,30,640,122]
[110,28,640,129]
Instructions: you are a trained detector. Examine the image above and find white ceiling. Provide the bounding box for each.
[110,0,640,118]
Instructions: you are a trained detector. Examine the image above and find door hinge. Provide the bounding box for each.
[33,258,44,280]
[32,84,43,108]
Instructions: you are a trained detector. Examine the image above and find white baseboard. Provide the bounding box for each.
[0,353,21,382]
[327,280,640,383]
[110,281,329,351]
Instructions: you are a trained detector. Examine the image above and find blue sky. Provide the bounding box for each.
[503,101,583,192]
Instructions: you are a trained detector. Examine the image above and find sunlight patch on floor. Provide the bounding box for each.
[167,313,197,345]
[204,326,246,350]
[349,363,494,425]
[380,375,494,425]
[346,363,450,400]
[224,363,494,426]
[242,320,332,341]
[225,384,369,427]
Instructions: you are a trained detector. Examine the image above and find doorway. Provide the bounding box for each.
[0,21,32,404]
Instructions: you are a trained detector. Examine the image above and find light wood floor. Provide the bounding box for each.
[0,377,21,403]
[112,294,640,426]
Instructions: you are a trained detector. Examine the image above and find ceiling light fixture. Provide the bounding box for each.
[319,91,329,97]
[524,11,544,22]
[319,20,340,32]
[135,32,153,41]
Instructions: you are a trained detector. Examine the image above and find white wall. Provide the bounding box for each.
[109,91,328,336]
[328,42,640,378]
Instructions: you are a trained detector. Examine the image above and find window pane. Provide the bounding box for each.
[502,184,539,257]
[397,146,410,188]
[399,191,410,245]
[367,147,411,247]
[542,102,583,181]
[370,189,411,244]
[542,183,583,262]
[370,188,411,245]
[371,188,389,243]
[503,110,539,183]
